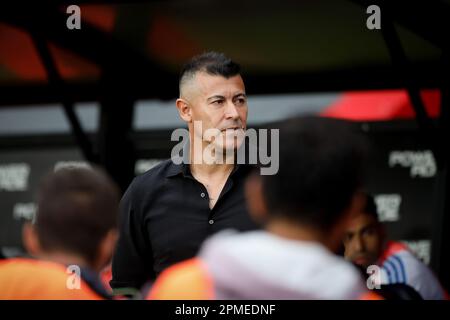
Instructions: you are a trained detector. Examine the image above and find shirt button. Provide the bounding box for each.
[209,219,214,225]
[200,192,206,198]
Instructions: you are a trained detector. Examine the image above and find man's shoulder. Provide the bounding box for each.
[122,159,178,203]
[386,245,422,267]
[384,248,446,299]
[131,159,176,188]
[383,246,431,282]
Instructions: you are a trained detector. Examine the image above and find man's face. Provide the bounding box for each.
[186,72,247,153]
[343,213,385,269]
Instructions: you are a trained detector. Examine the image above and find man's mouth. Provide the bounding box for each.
[221,127,243,132]
[353,256,370,266]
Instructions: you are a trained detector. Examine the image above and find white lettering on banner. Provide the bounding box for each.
[12,203,36,223]
[54,161,91,171]
[389,150,436,178]
[0,163,30,191]
[374,194,401,222]
[402,240,431,265]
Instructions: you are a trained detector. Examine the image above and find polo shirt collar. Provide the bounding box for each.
[165,140,255,178]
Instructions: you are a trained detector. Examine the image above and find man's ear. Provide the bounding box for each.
[94,229,118,272]
[176,98,192,123]
[245,173,269,224]
[22,222,41,257]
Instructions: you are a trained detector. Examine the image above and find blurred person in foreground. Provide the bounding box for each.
[0,167,120,300]
[148,116,380,300]
[343,193,448,300]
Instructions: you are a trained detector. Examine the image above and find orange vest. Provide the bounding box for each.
[0,258,108,300]
[148,258,214,300]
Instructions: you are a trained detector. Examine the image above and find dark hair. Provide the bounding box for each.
[362,193,379,221]
[261,116,368,231]
[179,51,241,93]
[34,167,120,264]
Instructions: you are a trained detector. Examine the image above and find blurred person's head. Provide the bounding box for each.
[23,167,120,272]
[343,193,386,269]
[176,52,247,157]
[245,116,368,253]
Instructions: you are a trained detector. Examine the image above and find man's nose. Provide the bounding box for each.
[224,101,240,120]
[354,235,365,252]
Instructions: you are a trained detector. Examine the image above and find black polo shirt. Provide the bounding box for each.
[110,158,259,290]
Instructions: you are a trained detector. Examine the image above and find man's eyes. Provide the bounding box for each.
[362,227,375,236]
[344,233,354,242]
[210,98,246,105]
